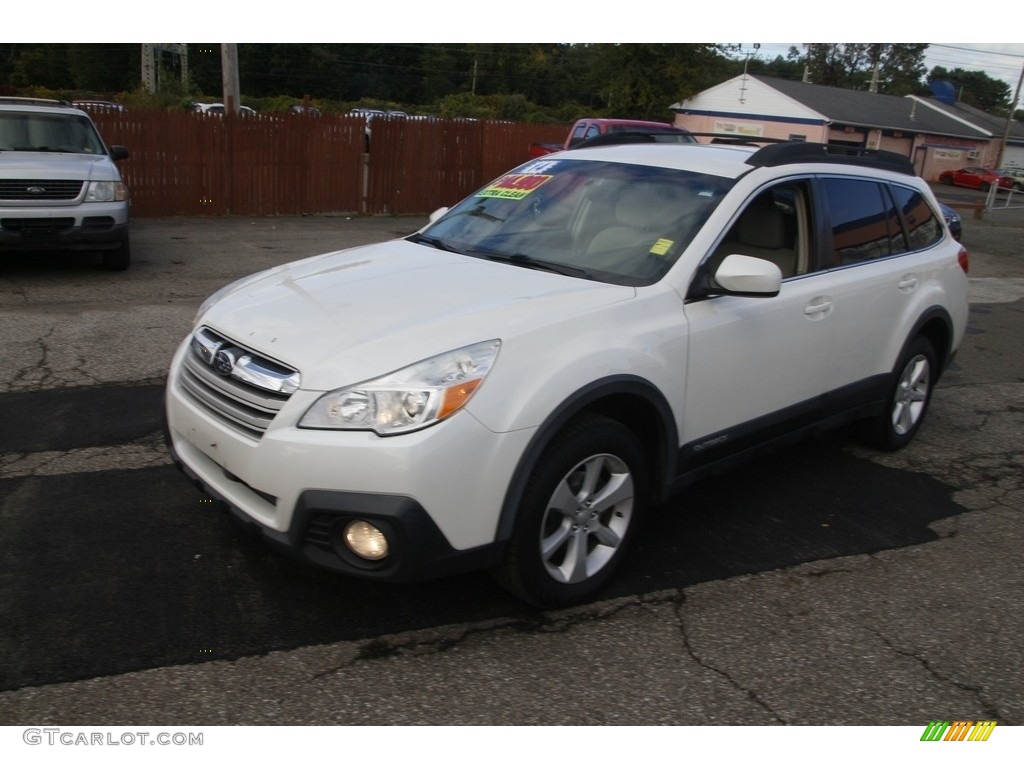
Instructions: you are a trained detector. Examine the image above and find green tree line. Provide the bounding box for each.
[0,43,1014,120]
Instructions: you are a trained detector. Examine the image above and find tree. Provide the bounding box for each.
[798,44,927,94]
[927,66,1012,114]
[9,44,70,90]
[578,44,725,120]
[747,53,806,82]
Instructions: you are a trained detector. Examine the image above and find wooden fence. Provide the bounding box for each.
[89,110,567,218]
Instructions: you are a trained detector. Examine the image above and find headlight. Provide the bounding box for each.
[84,180,128,202]
[299,340,501,435]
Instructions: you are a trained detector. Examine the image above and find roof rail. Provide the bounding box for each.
[573,128,697,149]
[0,96,71,108]
[747,142,915,176]
[687,133,788,146]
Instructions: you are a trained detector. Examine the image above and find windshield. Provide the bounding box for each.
[0,111,107,154]
[413,158,733,286]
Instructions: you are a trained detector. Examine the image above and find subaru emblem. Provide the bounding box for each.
[213,348,237,376]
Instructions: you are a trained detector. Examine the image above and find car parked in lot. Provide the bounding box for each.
[192,102,257,117]
[71,100,127,113]
[166,139,969,607]
[938,166,1013,192]
[996,167,1024,191]
[0,97,131,269]
[938,202,962,241]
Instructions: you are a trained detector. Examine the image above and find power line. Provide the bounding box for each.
[928,43,1024,60]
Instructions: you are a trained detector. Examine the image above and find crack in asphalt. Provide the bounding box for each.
[672,590,788,724]
[8,325,103,392]
[0,278,29,305]
[9,326,57,391]
[312,594,673,679]
[868,627,1006,723]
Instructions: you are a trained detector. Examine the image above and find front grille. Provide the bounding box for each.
[1,217,75,233]
[0,179,83,201]
[177,328,300,439]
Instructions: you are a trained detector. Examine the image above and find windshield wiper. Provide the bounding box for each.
[406,232,463,254]
[461,204,504,223]
[467,249,591,279]
[13,146,69,153]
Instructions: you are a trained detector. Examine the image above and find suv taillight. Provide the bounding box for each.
[958,247,969,274]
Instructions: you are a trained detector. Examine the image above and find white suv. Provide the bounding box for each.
[0,97,131,269]
[165,140,969,607]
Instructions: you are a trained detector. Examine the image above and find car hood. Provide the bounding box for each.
[0,151,120,181]
[199,239,635,391]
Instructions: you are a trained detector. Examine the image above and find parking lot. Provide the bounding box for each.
[0,203,1022,729]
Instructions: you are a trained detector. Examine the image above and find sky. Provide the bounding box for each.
[13,4,1024,105]
[736,43,1024,97]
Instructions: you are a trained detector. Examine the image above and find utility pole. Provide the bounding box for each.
[221,44,241,114]
[868,59,880,93]
[141,44,188,94]
[867,44,882,93]
[995,60,1024,169]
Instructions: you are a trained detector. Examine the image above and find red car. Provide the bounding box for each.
[938,167,1014,192]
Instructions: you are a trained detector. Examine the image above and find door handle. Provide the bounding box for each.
[898,275,919,292]
[803,297,833,318]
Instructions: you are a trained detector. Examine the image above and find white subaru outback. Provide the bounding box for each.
[165,140,969,607]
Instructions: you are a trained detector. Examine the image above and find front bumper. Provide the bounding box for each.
[169,442,502,581]
[164,339,533,582]
[0,202,129,252]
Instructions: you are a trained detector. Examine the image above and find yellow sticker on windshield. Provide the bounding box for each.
[650,238,674,257]
[478,173,553,200]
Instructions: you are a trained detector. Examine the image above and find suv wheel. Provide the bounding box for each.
[858,336,936,451]
[102,235,131,271]
[496,414,647,607]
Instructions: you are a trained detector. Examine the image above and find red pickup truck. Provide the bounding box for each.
[529,118,695,159]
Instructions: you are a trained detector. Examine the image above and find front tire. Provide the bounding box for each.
[102,235,131,271]
[857,336,936,451]
[495,414,648,608]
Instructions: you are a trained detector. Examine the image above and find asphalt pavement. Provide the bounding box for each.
[0,203,1021,739]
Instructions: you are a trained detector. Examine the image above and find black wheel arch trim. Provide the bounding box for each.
[903,304,956,374]
[495,374,678,545]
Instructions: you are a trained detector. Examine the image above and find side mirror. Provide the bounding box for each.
[713,253,782,297]
[428,206,449,223]
[109,145,129,162]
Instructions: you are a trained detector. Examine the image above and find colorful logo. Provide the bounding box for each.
[920,720,997,742]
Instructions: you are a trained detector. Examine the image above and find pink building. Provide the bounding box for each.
[670,75,1024,181]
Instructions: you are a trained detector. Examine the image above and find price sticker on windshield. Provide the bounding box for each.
[650,238,674,257]
[478,173,553,200]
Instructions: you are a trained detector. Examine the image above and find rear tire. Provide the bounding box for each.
[857,336,936,451]
[495,414,648,608]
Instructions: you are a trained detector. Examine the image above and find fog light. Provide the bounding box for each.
[343,520,389,561]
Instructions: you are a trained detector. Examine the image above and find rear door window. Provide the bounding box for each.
[820,178,895,266]
[889,184,943,250]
